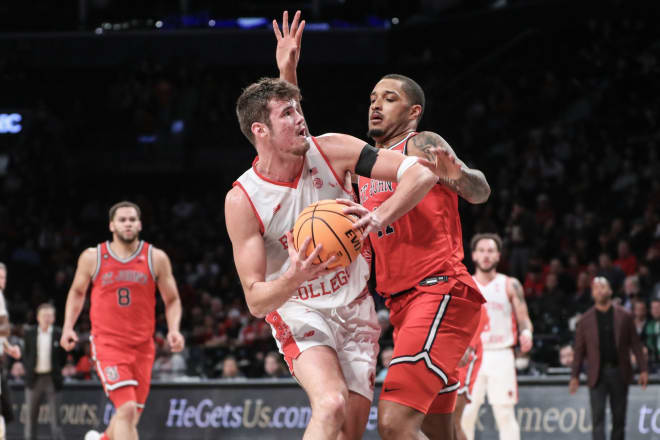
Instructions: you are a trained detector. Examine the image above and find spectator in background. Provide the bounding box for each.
[263,352,288,379]
[153,334,187,380]
[559,345,574,368]
[597,253,626,294]
[614,240,638,276]
[75,342,92,380]
[571,272,593,316]
[220,356,245,380]
[376,347,394,382]
[643,295,660,370]
[61,355,77,381]
[9,362,24,382]
[633,299,649,337]
[621,275,642,311]
[507,203,537,281]
[23,303,65,440]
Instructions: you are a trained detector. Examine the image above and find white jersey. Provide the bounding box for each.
[234,136,370,310]
[474,273,516,350]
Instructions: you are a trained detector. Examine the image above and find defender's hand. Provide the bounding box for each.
[336,199,382,237]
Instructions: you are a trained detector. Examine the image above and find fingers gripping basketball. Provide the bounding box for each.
[292,200,363,269]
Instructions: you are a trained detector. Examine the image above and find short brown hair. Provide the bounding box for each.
[236,78,301,145]
[109,201,141,221]
[470,233,503,252]
[381,74,426,123]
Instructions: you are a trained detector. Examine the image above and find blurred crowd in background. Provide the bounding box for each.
[0,10,658,383]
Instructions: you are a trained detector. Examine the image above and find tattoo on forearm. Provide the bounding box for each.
[454,168,490,202]
[410,133,490,203]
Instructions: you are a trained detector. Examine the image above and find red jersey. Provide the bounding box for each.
[90,241,157,346]
[357,132,482,301]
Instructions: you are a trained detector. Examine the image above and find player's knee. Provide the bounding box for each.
[115,401,139,424]
[378,406,410,439]
[493,404,518,429]
[313,391,347,428]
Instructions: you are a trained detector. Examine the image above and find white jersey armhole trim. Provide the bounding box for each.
[91,244,102,281]
[147,244,156,281]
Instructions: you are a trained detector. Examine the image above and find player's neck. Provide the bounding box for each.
[255,153,304,182]
[109,239,140,259]
[475,269,497,284]
[376,129,416,149]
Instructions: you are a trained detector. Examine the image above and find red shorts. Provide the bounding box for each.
[90,335,155,411]
[456,345,482,403]
[381,281,482,414]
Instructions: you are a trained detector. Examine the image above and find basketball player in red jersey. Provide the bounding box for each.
[60,201,184,440]
[275,11,491,439]
[460,233,533,440]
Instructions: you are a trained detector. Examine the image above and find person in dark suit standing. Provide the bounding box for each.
[23,303,65,440]
[569,276,649,440]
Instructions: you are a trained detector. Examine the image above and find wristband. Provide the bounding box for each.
[397,156,419,181]
[521,329,533,340]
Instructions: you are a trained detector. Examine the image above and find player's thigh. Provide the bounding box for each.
[293,345,349,407]
[486,350,517,405]
[134,343,156,410]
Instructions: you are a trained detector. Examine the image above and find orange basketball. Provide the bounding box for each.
[292,200,363,269]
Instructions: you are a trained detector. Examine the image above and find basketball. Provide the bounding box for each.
[292,200,364,269]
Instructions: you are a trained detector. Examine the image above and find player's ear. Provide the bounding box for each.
[251,122,268,140]
[109,221,115,233]
[410,104,422,122]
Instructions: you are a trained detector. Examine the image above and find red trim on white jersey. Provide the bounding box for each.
[232,181,265,235]
[251,156,304,189]
[310,136,353,197]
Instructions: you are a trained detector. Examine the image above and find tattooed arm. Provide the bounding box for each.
[507,276,534,353]
[406,131,491,204]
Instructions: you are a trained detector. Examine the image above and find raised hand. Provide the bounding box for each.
[284,232,337,286]
[273,10,306,74]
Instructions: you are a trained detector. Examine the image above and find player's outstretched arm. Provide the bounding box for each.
[273,10,305,87]
[406,131,491,204]
[507,277,534,354]
[153,248,185,353]
[61,248,96,351]
[225,187,336,318]
[316,133,437,233]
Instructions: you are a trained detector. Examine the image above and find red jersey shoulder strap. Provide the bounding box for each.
[91,243,103,282]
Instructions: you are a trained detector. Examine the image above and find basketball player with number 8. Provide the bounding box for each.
[60,201,184,440]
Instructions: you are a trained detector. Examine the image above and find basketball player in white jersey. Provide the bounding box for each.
[461,233,533,440]
[226,75,457,439]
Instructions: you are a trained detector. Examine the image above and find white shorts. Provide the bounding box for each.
[470,348,518,405]
[266,293,380,401]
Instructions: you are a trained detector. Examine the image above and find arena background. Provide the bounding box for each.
[1,0,659,438]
